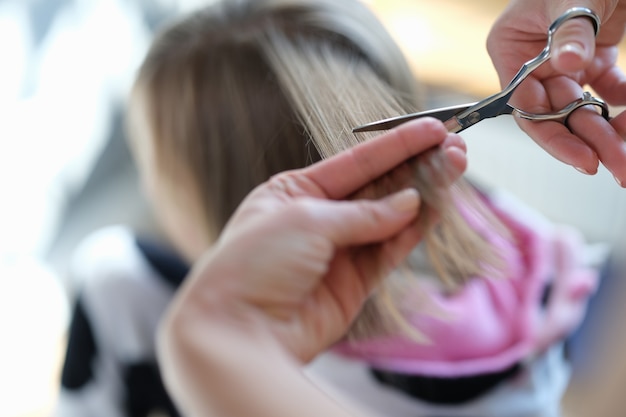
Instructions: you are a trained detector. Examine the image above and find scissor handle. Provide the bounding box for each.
[447,7,602,133]
[514,91,609,125]
[549,7,600,38]
[500,8,600,100]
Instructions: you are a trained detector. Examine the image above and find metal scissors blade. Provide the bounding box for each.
[353,92,609,133]
[353,7,605,134]
[352,103,475,132]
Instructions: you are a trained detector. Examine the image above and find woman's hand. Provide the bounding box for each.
[157,119,466,417]
[487,0,626,185]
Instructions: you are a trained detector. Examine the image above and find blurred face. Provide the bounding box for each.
[144,161,211,263]
[129,100,212,262]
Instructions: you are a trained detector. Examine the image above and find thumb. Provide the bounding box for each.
[551,12,597,73]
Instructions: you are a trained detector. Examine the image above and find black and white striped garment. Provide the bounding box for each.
[56,226,187,417]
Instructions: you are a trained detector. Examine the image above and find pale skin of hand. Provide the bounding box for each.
[156,118,467,417]
[487,0,626,186]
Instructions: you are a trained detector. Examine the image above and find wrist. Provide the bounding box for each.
[158,292,299,416]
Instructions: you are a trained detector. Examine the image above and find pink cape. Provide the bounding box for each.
[333,192,598,377]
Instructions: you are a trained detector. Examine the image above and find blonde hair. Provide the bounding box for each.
[128,0,509,340]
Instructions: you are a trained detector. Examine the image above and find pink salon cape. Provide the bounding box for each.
[334,191,599,377]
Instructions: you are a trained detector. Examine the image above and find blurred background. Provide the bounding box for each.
[0,0,625,416]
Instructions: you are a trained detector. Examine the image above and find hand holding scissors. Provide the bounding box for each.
[487,2,626,186]
[355,8,626,186]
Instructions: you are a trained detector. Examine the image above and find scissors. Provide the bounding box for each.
[353,7,610,134]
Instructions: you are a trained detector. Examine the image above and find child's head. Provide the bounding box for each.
[127,0,507,339]
[127,0,419,261]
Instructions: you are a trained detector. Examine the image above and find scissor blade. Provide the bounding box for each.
[352,102,475,133]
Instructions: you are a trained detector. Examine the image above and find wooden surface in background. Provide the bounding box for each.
[371,0,626,100]
[370,0,507,97]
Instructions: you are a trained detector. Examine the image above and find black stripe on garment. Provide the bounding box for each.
[134,237,189,289]
[123,361,181,417]
[370,362,521,405]
[60,297,97,389]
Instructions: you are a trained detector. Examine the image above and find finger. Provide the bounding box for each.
[610,108,626,139]
[516,116,599,174]
[589,65,626,107]
[350,223,425,297]
[551,16,597,73]
[441,131,468,154]
[377,219,424,271]
[609,112,626,187]
[542,76,626,183]
[516,76,600,174]
[346,142,467,202]
[308,188,421,247]
[302,118,457,199]
[509,73,552,120]
[443,146,468,179]
[568,109,626,185]
[415,144,468,189]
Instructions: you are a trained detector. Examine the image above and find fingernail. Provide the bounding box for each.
[574,166,592,175]
[614,175,625,188]
[558,43,585,59]
[387,188,419,212]
[443,144,465,155]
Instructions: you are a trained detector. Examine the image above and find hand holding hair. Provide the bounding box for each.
[157,118,466,417]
